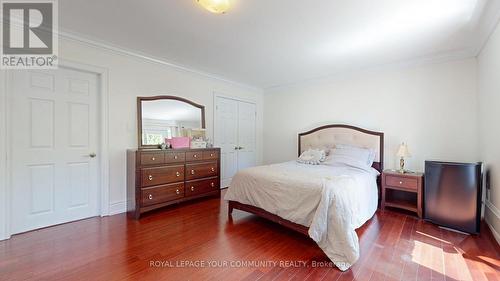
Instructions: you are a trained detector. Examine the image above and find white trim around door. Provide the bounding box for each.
[1,59,110,240]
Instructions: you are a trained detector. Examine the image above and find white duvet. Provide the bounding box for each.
[224,161,378,271]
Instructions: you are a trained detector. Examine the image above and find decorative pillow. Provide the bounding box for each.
[324,144,375,168]
[297,149,326,165]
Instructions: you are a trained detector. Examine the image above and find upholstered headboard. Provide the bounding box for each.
[298,124,384,173]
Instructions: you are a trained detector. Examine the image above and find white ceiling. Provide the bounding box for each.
[59,0,500,89]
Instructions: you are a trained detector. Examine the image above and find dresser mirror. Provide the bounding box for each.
[138,96,205,149]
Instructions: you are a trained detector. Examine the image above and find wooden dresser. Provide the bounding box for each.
[127,148,221,218]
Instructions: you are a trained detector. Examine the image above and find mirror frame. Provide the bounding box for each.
[137,95,206,149]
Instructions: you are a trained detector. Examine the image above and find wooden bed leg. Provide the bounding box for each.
[228,201,234,216]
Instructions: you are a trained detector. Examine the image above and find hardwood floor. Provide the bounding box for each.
[0,191,498,281]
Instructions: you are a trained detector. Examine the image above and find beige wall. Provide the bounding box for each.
[478,20,500,242]
[264,59,479,172]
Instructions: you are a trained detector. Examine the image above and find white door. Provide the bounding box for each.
[215,96,256,188]
[10,68,100,234]
[237,102,256,171]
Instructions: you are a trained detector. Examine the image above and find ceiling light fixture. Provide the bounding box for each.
[196,0,230,14]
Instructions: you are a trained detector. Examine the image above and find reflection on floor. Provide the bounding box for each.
[0,191,498,281]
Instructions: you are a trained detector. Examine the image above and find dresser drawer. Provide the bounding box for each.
[141,165,185,187]
[185,151,203,161]
[185,177,219,197]
[385,176,418,190]
[165,152,185,163]
[203,150,219,160]
[140,152,164,166]
[185,161,218,180]
[141,183,184,207]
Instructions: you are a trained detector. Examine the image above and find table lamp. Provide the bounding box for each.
[396,142,411,173]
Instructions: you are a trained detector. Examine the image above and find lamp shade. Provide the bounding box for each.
[197,0,230,14]
[396,143,411,158]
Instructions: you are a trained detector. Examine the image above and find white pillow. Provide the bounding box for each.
[324,144,375,168]
[297,149,326,165]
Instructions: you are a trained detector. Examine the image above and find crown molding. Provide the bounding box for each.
[57,30,263,93]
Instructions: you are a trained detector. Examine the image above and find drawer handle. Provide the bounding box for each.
[148,194,153,200]
[151,157,155,161]
[211,167,215,172]
[148,175,153,181]
[176,172,180,177]
[176,189,180,195]
[194,154,198,158]
[211,182,215,187]
[399,181,403,185]
[174,155,178,159]
[191,186,195,191]
[191,170,195,175]
[210,153,214,157]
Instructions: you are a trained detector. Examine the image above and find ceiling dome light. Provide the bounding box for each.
[196,0,230,14]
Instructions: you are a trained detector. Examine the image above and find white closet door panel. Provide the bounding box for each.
[237,102,256,171]
[215,97,238,187]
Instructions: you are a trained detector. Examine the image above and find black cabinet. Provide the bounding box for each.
[424,161,482,234]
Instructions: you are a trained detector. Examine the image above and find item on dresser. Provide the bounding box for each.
[381,170,423,218]
[190,139,207,149]
[167,137,191,149]
[127,148,220,219]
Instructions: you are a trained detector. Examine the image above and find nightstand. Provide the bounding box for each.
[381,170,424,218]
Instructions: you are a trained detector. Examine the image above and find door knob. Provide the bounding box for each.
[89,153,97,158]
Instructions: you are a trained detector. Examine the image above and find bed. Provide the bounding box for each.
[224,124,384,271]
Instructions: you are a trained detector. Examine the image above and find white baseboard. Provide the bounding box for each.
[108,201,127,216]
[485,200,500,245]
[487,221,500,245]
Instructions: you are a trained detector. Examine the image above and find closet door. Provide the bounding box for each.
[237,101,256,171]
[215,97,257,188]
[215,97,239,188]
